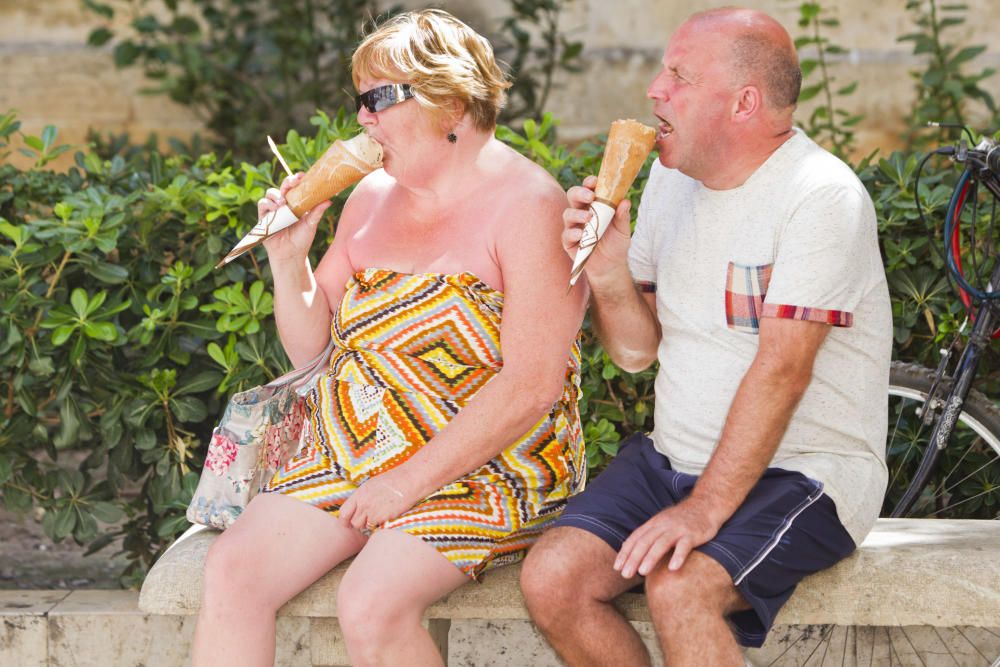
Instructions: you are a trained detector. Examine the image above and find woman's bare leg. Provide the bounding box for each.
[191,493,366,667]
[336,529,471,666]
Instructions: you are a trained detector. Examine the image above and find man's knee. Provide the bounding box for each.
[521,529,597,621]
[645,552,742,624]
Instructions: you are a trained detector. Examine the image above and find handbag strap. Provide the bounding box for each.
[264,337,336,391]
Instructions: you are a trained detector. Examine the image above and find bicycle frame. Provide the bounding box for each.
[891,149,1000,515]
[890,268,1000,516]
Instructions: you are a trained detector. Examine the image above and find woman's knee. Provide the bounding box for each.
[336,570,420,645]
[202,532,266,608]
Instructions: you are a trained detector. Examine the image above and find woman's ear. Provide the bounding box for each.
[439,98,467,131]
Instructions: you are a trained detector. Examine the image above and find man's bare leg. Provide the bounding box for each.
[645,551,750,667]
[521,526,650,666]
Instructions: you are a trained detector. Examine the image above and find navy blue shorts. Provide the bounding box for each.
[551,433,856,647]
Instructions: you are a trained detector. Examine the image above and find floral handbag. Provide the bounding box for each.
[186,340,334,530]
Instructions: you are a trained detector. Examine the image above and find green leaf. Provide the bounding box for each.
[207,343,229,369]
[83,0,114,19]
[177,371,224,394]
[113,41,141,68]
[172,17,200,35]
[41,126,57,149]
[51,325,76,346]
[135,429,158,451]
[0,221,22,244]
[798,83,824,103]
[85,290,107,316]
[83,321,118,342]
[249,280,264,309]
[53,507,77,540]
[156,513,191,539]
[70,288,89,318]
[836,81,859,96]
[172,396,206,423]
[950,45,986,66]
[89,262,130,284]
[88,27,114,47]
[90,501,125,523]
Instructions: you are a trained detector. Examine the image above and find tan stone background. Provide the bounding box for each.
[2,0,999,169]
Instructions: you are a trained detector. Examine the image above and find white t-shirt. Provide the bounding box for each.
[627,129,892,545]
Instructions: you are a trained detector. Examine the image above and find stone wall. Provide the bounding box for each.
[2,0,999,170]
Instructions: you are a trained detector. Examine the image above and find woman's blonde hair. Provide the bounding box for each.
[352,9,511,131]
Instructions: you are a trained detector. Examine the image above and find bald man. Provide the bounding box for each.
[521,8,891,665]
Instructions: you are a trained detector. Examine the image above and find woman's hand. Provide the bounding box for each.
[258,172,333,263]
[339,473,420,533]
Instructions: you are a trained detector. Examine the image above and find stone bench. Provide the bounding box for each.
[133,518,1000,665]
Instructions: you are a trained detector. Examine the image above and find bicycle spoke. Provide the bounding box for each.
[930,436,979,493]
[925,485,998,517]
[887,398,930,492]
[934,455,997,499]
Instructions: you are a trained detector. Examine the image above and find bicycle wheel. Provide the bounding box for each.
[885,361,1000,519]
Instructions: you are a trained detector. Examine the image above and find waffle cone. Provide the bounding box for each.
[286,143,373,217]
[594,119,656,206]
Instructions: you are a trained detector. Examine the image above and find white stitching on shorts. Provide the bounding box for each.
[732,481,824,586]
[708,542,742,570]
[557,513,629,542]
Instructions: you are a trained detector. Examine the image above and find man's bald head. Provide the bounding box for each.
[686,7,801,109]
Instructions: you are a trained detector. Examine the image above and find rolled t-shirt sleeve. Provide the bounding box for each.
[762,183,878,327]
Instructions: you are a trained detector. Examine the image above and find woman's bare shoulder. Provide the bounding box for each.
[488,143,566,216]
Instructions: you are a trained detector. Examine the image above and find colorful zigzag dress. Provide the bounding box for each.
[264,268,584,578]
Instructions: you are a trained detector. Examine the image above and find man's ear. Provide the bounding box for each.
[732,85,762,123]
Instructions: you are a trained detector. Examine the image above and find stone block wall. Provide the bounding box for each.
[2,0,999,170]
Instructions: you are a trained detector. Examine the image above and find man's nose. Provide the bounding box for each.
[647,74,669,100]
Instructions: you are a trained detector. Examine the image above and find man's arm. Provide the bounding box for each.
[563,176,661,372]
[614,316,831,578]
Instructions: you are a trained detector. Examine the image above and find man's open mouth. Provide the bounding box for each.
[656,116,674,139]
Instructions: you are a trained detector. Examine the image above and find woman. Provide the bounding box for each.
[192,9,587,666]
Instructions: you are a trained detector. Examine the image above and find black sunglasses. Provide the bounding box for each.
[355,83,414,114]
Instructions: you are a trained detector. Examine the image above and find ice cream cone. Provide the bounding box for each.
[286,133,383,216]
[594,119,657,207]
[217,133,383,267]
[569,119,655,286]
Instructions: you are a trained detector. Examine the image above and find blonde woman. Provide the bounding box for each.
[192,9,587,666]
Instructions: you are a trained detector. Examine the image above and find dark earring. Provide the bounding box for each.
[447,132,457,144]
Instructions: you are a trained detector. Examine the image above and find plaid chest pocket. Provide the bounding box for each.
[725,262,773,334]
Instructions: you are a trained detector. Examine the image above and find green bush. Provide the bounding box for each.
[0,108,366,584]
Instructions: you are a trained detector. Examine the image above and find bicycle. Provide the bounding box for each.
[884,128,1000,520]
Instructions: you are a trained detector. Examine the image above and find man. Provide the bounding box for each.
[520,7,891,666]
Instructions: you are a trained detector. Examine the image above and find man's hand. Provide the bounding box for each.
[562,175,633,284]
[614,497,724,578]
